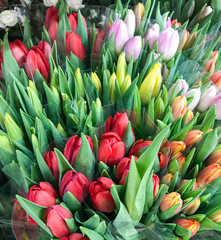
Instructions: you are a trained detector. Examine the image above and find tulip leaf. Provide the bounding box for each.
[94,221,107,236]
[75,209,100,229]
[50,121,66,150]
[174,224,191,239]
[177,179,193,195]
[80,227,104,240]
[200,105,216,133]
[122,121,135,155]
[35,118,49,151]
[158,203,182,221]
[65,218,78,233]
[180,148,196,178]
[169,171,179,192]
[54,148,74,183]
[63,191,81,213]
[0,147,14,166]
[2,161,22,187]
[16,150,33,174]
[203,175,221,200]
[199,216,221,232]
[185,214,206,222]
[76,11,88,50]
[69,52,87,71]
[156,2,169,31]
[136,125,170,177]
[59,66,73,100]
[16,195,53,237]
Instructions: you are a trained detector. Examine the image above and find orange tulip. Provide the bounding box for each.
[171,96,187,121]
[174,219,200,237]
[182,198,200,215]
[160,192,183,215]
[206,149,221,166]
[197,164,221,186]
[184,130,203,148]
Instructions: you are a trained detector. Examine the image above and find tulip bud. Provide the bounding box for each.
[25,46,50,80]
[161,173,173,186]
[183,32,196,50]
[134,2,145,30]
[202,59,215,76]
[68,13,87,34]
[44,151,59,181]
[128,139,152,156]
[139,63,162,104]
[158,28,179,61]
[116,52,127,89]
[210,93,221,119]
[206,149,221,166]
[210,71,221,92]
[93,30,106,56]
[184,130,203,148]
[0,133,13,153]
[160,192,183,215]
[116,156,138,185]
[123,36,142,62]
[178,179,198,190]
[178,30,190,51]
[185,110,194,125]
[170,141,186,159]
[47,14,59,44]
[174,219,200,237]
[108,72,116,103]
[45,6,58,30]
[144,24,160,49]
[64,135,93,166]
[197,164,221,186]
[60,233,89,240]
[57,123,67,138]
[91,72,102,94]
[124,9,136,38]
[28,182,58,206]
[45,205,72,238]
[121,74,131,95]
[168,79,189,98]
[59,170,89,203]
[38,41,52,61]
[177,156,186,171]
[198,6,213,20]
[89,177,116,213]
[182,198,200,215]
[108,19,129,55]
[98,132,125,167]
[170,96,187,121]
[185,88,201,111]
[153,174,160,199]
[171,19,181,28]
[208,210,221,223]
[66,32,86,61]
[197,85,217,112]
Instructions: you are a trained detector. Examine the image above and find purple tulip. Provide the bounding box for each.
[197,85,217,112]
[124,10,136,38]
[210,93,221,120]
[158,28,179,61]
[185,88,201,111]
[123,36,142,62]
[108,19,130,55]
[168,79,189,98]
[144,24,159,49]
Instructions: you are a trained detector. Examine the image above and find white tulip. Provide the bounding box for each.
[0,10,18,28]
[124,9,136,38]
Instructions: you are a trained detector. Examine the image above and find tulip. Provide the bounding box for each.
[165,17,171,28]
[144,24,160,49]
[184,130,203,148]
[60,233,89,240]
[108,19,129,55]
[121,74,131,95]
[38,41,52,61]
[212,51,219,61]
[44,151,59,181]
[108,72,116,102]
[105,112,133,139]
[198,6,213,20]
[210,71,221,92]
[160,192,183,215]
[158,152,166,170]
[178,179,198,190]
[161,173,173,186]
[1,39,27,67]
[116,52,127,89]
[171,19,181,28]
[183,32,196,50]
[208,210,221,223]
[197,85,217,112]
[28,182,58,206]
[206,149,221,166]
[66,32,86,61]
[177,157,186,171]
[168,79,189,98]
[91,72,102,94]
[116,156,138,185]
[124,9,136,38]
[128,139,152,156]
[202,58,216,76]
[153,174,160,199]
[45,205,72,238]
[170,96,187,121]
[134,2,145,30]
[197,164,221,186]
[25,46,50,80]
[182,198,200,215]
[98,132,125,167]
[185,110,194,125]
[93,30,106,56]
[210,93,221,119]
[178,30,190,51]
[0,133,13,154]
[123,36,142,62]
[174,219,200,237]
[158,28,179,61]
[169,141,186,159]
[89,177,116,213]
[64,135,93,166]
[68,12,88,33]
[59,170,89,203]
[139,63,162,104]
[47,14,59,44]
[185,88,201,111]
[45,6,58,30]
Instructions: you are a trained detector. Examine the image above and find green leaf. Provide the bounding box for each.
[63,191,81,212]
[2,161,22,187]
[76,11,88,51]
[158,203,182,221]
[75,209,100,229]
[122,121,135,155]
[80,227,104,240]
[65,218,77,233]
[180,148,196,178]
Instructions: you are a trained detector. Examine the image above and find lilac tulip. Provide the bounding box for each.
[108,19,129,55]
[210,93,221,120]
[168,79,189,98]
[124,10,136,38]
[123,36,142,62]
[165,17,171,28]
[185,88,201,111]
[144,24,159,49]
[197,85,217,112]
[158,28,179,61]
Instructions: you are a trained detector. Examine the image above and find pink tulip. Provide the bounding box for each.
[144,24,159,49]
[210,93,221,119]
[38,41,52,61]
[123,36,142,62]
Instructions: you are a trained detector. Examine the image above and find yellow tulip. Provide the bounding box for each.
[91,72,102,94]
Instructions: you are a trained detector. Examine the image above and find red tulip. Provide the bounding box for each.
[64,135,93,166]
[60,233,89,240]
[89,177,116,213]
[128,139,152,156]
[59,170,89,203]
[28,182,58,207]
[48,15,59,44]
[152,174,160,199]
[98,132,125,167]
[25,46,50,80]
[93,30,106,56]
[106,112,134,139]
[45,6,59,30]
[44,151,59,181]
[1,39,27,67]
[65,32,86,61]
[116,156,138,185]
[45,205,72,238]
[68,13,88,34]
[38,41,52,61]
